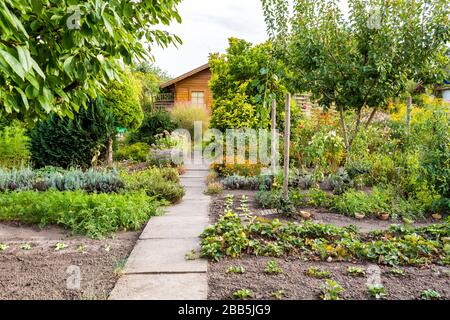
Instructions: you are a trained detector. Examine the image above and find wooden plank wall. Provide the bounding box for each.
[174,68,212,110]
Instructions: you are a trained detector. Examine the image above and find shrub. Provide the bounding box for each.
[210,94,259,131]
[127,110,177,145]
[212,157,264,177]
[29,102,114,169]
[0,191,161,238]
[222,175,272,190]
[170,104,210,137]
[0,167,123,193]
[205,182,223,195]
[115,143,149,162]
[122,167,184,203]
[0,121,30,168]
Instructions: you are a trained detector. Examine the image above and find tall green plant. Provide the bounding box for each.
[29,100,114,169]
[0,121,30,168]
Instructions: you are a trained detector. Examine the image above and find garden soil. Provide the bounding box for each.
[0,222,138,300]
[208,192,450,300]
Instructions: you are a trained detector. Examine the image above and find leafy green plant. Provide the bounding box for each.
[232,289,254,300]
[0,121,30,168]
[271,290,286,299]
[226,266,246,274]
[185,249,199,261]
[127,110,178,146]
[205,182,224,195]
[114,258,128,277]
[115,143,149,162]
[306,266,331,279]
[264,260,283,274]
[347,267,366,277]
[122,168,184,203]
[420,289,441,300]
[54,243,68,251]
[0,244,9,251]
[0,191,162,238]
[367,284,387,300]
[320,280,344,300]
[0,167,124,193]
[21,244,32,250]
[222,175,270,190]
[170,104,210,137]
[389,268,406,277]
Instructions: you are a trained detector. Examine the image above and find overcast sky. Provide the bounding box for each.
[151,0,268,77]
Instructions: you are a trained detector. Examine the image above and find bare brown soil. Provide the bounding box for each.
[0,222,139,300]
[208,192,450,300]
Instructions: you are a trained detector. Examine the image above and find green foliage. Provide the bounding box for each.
[222,175,272,191]
[209,38,290,131]
[320,280,344,300]
[271,290,286,299]
[420,289,441,300]
[0,190,161,238]
[29,100,114,168]
[127,110,177,145]
[262,0,449,117]
[200,211,449,266]
[205,182,224,195]
[104,72,144,130]
[170,104,210,137]
[264,260,283,274]
[0,0,181,119]
[232,289,254,300]
[347,267,365,277]
[389,268,406,277]
[226,266,246,274]
[115,143,149,163]
[0,167,123,193]
[121,167,184,203]
[305,267,331,279]
[367,284,387,300]
[0,120,30,168]
[210,94,260,131]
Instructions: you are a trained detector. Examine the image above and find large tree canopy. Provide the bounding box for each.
[0,0,181,120]
[261,0,449,147]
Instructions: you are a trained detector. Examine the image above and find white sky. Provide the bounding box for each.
[151,0,268,77]
[151,0,349,78]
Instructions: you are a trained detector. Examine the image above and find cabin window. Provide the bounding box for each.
[191,91,205,107]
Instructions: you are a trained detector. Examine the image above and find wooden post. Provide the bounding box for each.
[283,94,291,199]
[271,99,277,172]
[406,95,412,129]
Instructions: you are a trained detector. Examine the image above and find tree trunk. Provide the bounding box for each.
[355,107,362,133]
[283,94,291,200]
[406,95,412,129]
[338,105,349,150]
[271,99,277,174]
[365,108,377,128]
[106,135,113,165]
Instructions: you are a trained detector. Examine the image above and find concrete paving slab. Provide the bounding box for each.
[140,215,209,239]
[109,273,208,300]
[164,199,210,216]
[124,239,207,274]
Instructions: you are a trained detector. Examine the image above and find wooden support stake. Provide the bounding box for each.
[271,99,277,172]
[283,93,291,199]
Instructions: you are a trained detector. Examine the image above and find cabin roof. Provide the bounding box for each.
[160,63,210,89]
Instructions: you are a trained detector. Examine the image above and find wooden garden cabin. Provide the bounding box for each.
[156,63,212,111]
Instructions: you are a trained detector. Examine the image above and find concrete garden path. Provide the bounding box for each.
[109,155,210,300]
